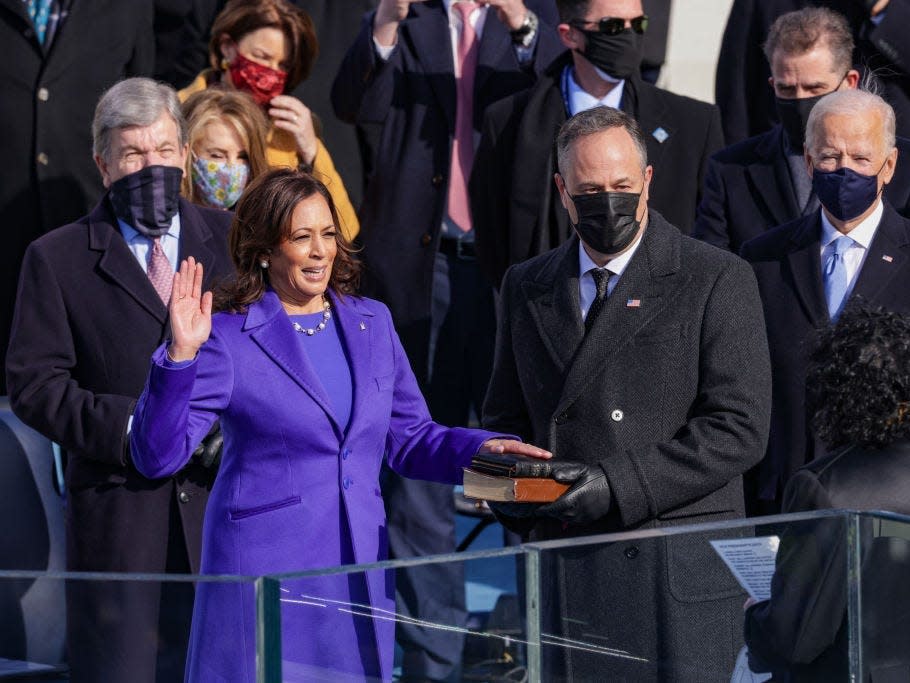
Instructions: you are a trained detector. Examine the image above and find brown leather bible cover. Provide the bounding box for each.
[462,468,569,502]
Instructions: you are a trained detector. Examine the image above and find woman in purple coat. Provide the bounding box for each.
[130,168,550,682]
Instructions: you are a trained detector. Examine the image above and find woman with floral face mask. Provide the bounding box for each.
[181,89,270,210]
[179,0,359,239]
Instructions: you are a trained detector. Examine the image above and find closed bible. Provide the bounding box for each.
[462,468,569,503]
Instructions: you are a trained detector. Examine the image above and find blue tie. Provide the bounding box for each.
[823,235,853,321]
[25,0,53,44]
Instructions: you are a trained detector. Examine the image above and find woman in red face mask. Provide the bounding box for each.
[179,0,359,240]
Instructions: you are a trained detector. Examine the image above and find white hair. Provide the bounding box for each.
[806,89,896,155]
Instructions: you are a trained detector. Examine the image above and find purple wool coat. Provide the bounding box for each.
[131,290,501,682]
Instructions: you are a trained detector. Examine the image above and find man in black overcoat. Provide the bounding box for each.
[484,106,772,681]
[741,89,910,514]
[471,0,723,288]
[0,0,154,393]
[6,78,233,683]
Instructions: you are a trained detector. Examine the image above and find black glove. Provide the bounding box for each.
[192,423,223,469]
[536,463,612,526]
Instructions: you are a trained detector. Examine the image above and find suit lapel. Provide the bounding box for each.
[329,292,375,432]
[176,200,215,276]
[90,199,168,323]
[556,216,683,415]
[1,0,40,55]
[246,292,342,435]
[784,214,828,326]
[402,1,456,134]
[626,80,673,173]
[524,239,584,372]
[474,9,511,97]
[746,127,800,226]
[849,204,910,305]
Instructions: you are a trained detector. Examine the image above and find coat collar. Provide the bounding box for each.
[782,202,910,325]
[556,212,685,414]
[745,125,801,226]
[89,197,219,325]
[243,290,377,436]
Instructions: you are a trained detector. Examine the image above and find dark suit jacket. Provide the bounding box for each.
[483,211,772,679]
[5,197,233,681]
[330,1,563,376]
[694,126,910,253]
[740,202,910,506]
[471,52,724,288]
[0,0,154,393]
[715,0,910,145]
[745,441,910,682]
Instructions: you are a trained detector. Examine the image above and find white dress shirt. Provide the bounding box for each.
[578,228,644,320]
[564,64,625,116]
[818,198,883,303]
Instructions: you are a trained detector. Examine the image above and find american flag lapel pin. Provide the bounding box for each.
[359,321,367,331]
[652,127,669,144]
[883,255,894,263]
[626,298,641,308]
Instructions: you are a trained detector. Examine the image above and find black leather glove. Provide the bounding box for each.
[192,423,223,469]
[536,463,612,526]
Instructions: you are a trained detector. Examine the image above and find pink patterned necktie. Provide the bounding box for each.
[147,237,174,305]
[447,1,479,233]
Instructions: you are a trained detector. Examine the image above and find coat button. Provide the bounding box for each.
[37,152,49,165]
[343,476,353,490]
[37,87,49,102]
[342,448,350,460]
[554,411,569,425]
[611,409,623,422]
[624,545,639,559]
[178,491,190,504]
[431,173,444,187]
[420,233,433,247]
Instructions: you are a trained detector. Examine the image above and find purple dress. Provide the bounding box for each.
[131,290,504,682]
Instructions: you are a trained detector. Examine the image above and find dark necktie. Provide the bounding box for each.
[585,268,611,333]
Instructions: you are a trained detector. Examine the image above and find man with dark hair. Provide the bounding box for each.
[695,6,910,255]
[471,0,723,288]
[6,77,233,683]
[741,88,910,514]
[484,106,771,680]
[715,0,910,145]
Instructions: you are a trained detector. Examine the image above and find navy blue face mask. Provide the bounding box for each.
[812,161,887,222]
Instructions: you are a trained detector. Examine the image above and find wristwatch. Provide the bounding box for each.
[510,9,538,47]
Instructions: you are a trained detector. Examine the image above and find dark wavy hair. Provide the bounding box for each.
[214,168,360,312]
[808,305,910,450]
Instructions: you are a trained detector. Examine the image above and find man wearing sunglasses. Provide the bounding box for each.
[471,0,724,289]
[694,6,910,257]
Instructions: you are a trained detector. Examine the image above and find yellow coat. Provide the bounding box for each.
[180,74,359,240]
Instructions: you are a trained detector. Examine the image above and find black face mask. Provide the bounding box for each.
[577,29,644,81]
[570,191,643,254]
[108,165,183,237]
[775,94,826,152]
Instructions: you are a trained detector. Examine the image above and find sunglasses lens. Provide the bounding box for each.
[631,15,649,34]
[598,17,625,35]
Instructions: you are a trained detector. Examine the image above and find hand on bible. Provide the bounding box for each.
[168,257,212,362]
[477,439,551,460]
[537,464,612,526]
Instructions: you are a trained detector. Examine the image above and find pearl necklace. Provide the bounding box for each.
[291,298,332,336]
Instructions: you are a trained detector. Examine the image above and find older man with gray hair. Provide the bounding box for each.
[6,77,233,683]
[742,88,910,514]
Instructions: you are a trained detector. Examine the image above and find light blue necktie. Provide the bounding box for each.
[25,0,53,44]
[823,235,853,321]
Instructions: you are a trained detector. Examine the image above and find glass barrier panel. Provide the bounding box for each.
[853,511,910,682]
[0,570,258,682]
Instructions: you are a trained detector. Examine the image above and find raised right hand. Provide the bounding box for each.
[374,0,428,45]
[168,256,212,361]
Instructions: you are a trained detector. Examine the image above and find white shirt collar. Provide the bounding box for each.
[577,222,645,280]
[819,199,883,250]
[565,65,625,116]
